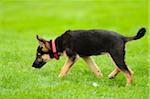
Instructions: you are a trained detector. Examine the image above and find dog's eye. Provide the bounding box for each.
[37,53,41,56]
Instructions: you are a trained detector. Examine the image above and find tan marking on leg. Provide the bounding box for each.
[59,56,78,77]
[82,56,103,78]
[108,54,133,86]
[108,67,120,79]
[125,71,132,86]
[129,68,134,75]
[107,53,122,78]
[107,53,133,86]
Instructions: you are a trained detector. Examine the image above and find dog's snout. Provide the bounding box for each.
[32,62,36,67]
[32,62,38,68]
[32,61,46,68]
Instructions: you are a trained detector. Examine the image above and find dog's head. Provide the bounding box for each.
[32,35,54,68]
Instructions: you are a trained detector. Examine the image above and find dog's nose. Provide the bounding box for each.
[32,61,46,68]
[32,62,42,68]
[32,62,37,67]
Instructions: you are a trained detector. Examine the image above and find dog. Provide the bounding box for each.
[32,28,146,86]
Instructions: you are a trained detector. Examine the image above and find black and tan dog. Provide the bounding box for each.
[32,28,146,86]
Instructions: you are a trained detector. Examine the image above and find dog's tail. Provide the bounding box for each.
[124,27,146,42]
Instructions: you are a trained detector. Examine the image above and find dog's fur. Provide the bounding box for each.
[32,28,146,86]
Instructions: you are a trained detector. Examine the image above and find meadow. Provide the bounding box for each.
[0,0,149,98]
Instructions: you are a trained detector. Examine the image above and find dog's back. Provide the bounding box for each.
[62,29,124,56]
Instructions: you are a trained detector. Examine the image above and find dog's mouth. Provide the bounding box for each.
[32,61,46,68]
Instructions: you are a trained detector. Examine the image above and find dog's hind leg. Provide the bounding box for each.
[109,48,132,86]
[107,54,120,79]
[108,67,120,79]
[82,56,103,78]
[58,56,78,77]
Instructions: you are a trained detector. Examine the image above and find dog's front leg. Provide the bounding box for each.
[82,56,103,78]
[58,56,78,77]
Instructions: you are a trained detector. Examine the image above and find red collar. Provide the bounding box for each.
[51,40,59,60]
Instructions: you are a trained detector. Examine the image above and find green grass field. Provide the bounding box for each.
[0,0,149,98]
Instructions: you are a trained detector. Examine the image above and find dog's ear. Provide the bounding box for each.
[36,35,50,50]
[36,35,46,46]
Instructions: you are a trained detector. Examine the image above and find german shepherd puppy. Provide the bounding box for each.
[32,28,146,86]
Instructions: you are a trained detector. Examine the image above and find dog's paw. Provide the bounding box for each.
[58,74,63,78]
[97,73,103,78]
[58,74,66,78]
[108,74,115,79]
[108,76,114,79]
[125,83,132,87]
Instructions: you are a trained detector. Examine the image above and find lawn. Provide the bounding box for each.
[0,0,149,98]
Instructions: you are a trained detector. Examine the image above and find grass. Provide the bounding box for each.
[0,0,149,98]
